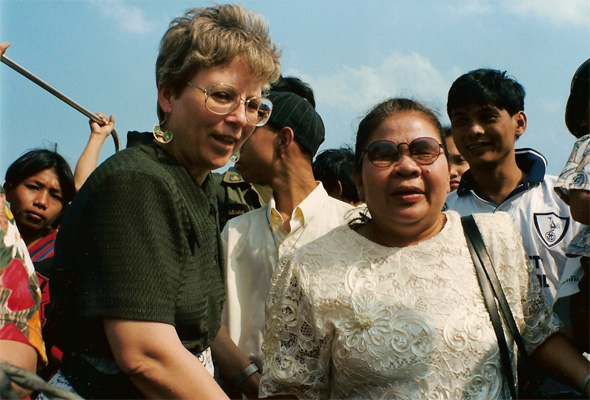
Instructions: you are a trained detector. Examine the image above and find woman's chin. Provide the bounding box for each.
[207,153,234,171]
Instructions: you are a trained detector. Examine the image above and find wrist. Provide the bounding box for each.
[90,131,110,141]
[231,362,260,388]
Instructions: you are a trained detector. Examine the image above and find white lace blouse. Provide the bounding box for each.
[260,211,561,399]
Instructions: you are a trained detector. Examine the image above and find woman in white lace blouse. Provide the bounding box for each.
[260,98,590,399]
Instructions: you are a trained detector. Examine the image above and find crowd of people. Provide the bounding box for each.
[0,4,589,399]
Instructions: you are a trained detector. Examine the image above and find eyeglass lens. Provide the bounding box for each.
[204,84,272,126]
[365,137,442,167]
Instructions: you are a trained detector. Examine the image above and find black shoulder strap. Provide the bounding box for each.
[461,215,529,357]
[461,215,522,399]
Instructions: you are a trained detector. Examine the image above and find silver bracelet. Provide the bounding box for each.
[581,373,590,394]
[231,362,259,388]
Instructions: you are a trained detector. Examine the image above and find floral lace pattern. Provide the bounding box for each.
[261,211,561,399]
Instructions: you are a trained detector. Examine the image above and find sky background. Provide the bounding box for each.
[1,0,589,179]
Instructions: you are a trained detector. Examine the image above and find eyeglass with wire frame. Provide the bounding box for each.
[187,82,273,126]
[360,137,444,167]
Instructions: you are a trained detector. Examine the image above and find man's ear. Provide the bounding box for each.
[514,111,527,140]
[277,126,295,154]
[353,169,365,202]
[157,85,174,115]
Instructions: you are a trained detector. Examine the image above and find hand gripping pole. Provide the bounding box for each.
[1,55,120,152]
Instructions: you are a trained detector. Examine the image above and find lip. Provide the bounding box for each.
[450,180,460,190]
[25,210,45,222]
[211,133,239,151]
[391,185,424,201]
[466,141,491,152]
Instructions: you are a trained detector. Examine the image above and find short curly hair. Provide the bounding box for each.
[156,4,282,122]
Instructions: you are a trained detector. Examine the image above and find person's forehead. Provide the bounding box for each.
[23,169,61,185]
[452,104,501,115]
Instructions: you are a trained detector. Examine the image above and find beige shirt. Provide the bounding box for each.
[221,182,355,367]
[261,211,561,399]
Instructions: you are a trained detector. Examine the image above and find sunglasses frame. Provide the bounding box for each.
[361,137,444,168]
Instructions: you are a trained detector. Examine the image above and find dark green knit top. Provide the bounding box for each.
[52,134,225,397]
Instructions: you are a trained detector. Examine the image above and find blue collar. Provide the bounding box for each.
[456,148,547,203]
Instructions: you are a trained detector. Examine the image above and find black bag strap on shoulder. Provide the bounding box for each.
[461,215,529,399]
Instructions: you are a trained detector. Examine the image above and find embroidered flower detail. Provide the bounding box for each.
[463,313,486,341]
[465,362,503,400]
[443,305,489,352]
[268,354,301,383]
[344,260,378,294]
[389,309,433,358]
[341,293,391,354]
[265,297,299,343]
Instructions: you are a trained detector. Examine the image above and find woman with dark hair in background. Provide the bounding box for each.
[4,150,75,257]
[4,149,75,383]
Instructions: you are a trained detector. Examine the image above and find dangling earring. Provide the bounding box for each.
[230,149,240,163]
[153,118,173,144]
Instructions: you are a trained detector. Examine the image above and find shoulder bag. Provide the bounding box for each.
[461,215,531,399]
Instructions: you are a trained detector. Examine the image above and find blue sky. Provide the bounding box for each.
[1,0,589,178]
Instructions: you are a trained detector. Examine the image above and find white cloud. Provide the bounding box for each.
[508,0,590,27]
[450,0,493,15]
[445,0,589,27]
[287,52,450,116]
[92,0,155,35]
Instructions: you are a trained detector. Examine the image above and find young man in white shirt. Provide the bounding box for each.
[445,68,580,306]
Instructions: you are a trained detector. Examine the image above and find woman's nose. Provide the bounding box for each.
[393,152,421,175]
[33,191,49,208]
[226,102,250,126]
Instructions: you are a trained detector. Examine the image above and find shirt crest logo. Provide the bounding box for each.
[533,212,569,248]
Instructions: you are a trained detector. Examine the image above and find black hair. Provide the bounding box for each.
[565,58,590,138]
[313,146,359,204]
[5,149,75,227]
[447,68,525,118]
[270,75,316,109]
[269,75,317,161]
[354,98,443,169]
[442,125,452,138]
[440,125,452,160]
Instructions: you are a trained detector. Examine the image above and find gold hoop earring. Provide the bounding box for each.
[153,122,173,144]
[230,149,240,163]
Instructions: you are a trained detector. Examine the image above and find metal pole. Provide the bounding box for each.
[1,55,120,152]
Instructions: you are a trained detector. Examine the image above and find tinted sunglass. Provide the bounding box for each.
[361,137,443,167]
